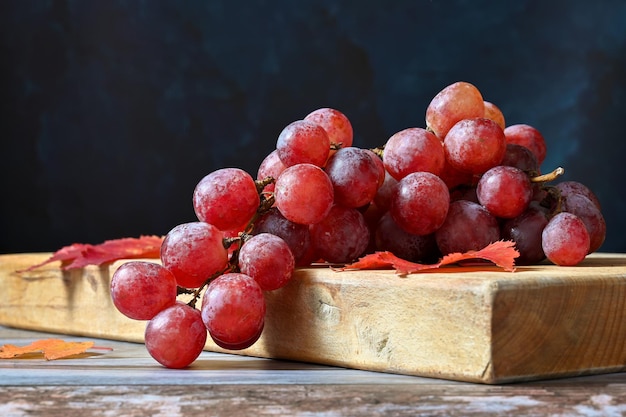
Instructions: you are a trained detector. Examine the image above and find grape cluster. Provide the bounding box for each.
[110,81,606,368]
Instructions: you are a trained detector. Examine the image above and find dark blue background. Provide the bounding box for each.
[1,0,625,253]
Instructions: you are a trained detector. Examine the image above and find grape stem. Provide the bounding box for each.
[255,176,275,194]
[184,177,278,309]
[370,146,384,159]
[185,262,237,309]
[243,192,275,235]
[530,167,565,183]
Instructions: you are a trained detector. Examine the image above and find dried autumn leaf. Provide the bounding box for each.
[0,338,107,360]
[339,240,520,275]
[19,235,164,272]
[437,240,519,272]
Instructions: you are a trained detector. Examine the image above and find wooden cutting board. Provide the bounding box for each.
[1,252,625,384]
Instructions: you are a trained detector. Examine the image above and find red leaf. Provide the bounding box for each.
[64,236,163,269]
[19,235,164,272]
[339,240,520,275]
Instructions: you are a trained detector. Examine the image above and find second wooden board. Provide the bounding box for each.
[1,253,625,383]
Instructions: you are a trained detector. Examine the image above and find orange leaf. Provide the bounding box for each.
[19,235,164,272]
[0,338,109,360]
[437,240,519,272]
[339,240,520,275]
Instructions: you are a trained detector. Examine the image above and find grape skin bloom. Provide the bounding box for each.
[201,273,266,350]
[425,81,485,139]
[477,165,533,219]
[110,261,177,321]
[160,222,228,289]
[390,171,450,236]
[325,147,381,208]
[239,233,295,291]
[541,212,590,266]
[435,200,500,255]
[145,302,208,369]
[383,127,445,180]
[310,205,370,264]
[274,163,334,225]
[276,120,330,168]
[193,168,260,231]
[444,118,506,175]
[304,107,353,149]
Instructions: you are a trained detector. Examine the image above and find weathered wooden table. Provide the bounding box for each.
[1,325,626,416]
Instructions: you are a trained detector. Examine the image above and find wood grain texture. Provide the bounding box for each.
[2,383,626,417]
[1,253,626,384]
[2,327,626,417]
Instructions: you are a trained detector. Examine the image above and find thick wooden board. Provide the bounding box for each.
[1,253,626,384]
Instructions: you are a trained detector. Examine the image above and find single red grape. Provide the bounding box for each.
[110,261,177,321]
[425,81,485,139]
[310,205,370,264]
[160,222,228,289]
[193,168,260,231]
[444,118,506,175]
[390,172,450,236]
[477,165,533,219]
[201,273,266,350]
[541,212,590,266]
[383,127,445,180]
[239,233,295,291]
[276,120,330,167]
[145,302,207,369]
[325,146,381,208]
[435,200,500,255]
[274,163,334,224]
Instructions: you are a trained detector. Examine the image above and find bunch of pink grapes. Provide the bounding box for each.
[110,81,606,369]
